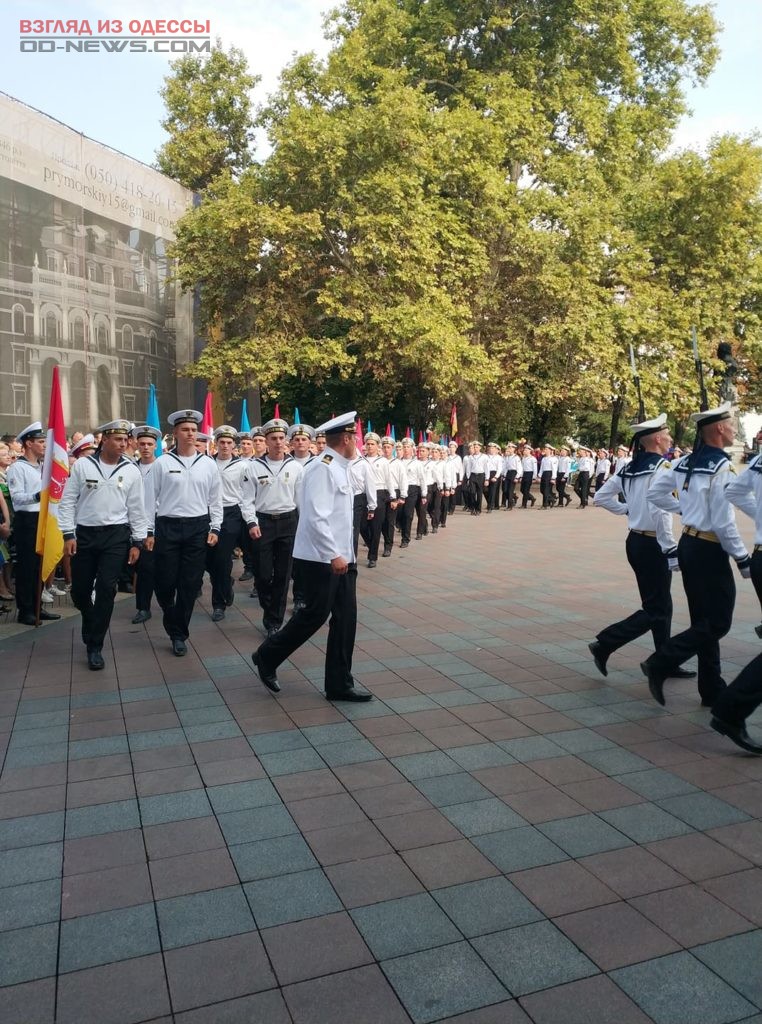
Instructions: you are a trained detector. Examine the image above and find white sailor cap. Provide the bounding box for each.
[401,437,415,447]
[262,418,289,435]
[195,432,212,443]
[448,441,458,447]
[131,425,162,441]
[364,431,381,444]
[16,421,45,443]
[288,423,316,441]
[250,425,265,438]
[70,433,96,456]
[543,442,556,450]
[505,442,516,449]
[97,419,133,435]
[690,401,732,428]
[318,411,357,436]
[381,436,396,445]
[558,445,570,453]
[472,440,483,448]
[168,409,203,427]
[629,412,667,439]
[213,424,238,441]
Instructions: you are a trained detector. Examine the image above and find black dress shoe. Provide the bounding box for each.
[325,687,373,702]
[367,560,377,568]
[225,590,235,607]
[588,640,609,677]
[711,716,762,755]
[39,610,61,622]
[172,639,187,657]
[17,614,38,626]
[641,661,666,706]
[239,569,254,582]
[266,625,280,638]
[382,549,391,557]
[293,600,306,613]
[400,540,409,548]
[117,582,134,594]
[252,651,280,693]
[212,608,225,622]
[87,648,105,671]
[669,667,697,679]
[132,610,151,624]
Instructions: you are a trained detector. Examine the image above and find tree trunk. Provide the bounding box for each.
[459,390,479,442]
[609,396,624,450]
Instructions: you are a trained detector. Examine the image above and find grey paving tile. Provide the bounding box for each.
[432,876,543,937]
[8,725,69,748]
[610,951,756,1024]
[498,737,567,762]
[0,813,65,852]
[258,748,328,776]
[0,922,59,985]
[156,885,255,950]
[318,740,384,767]
[600,803,695,843]
[0,879,60,931]
[129,728,187,752]
[245,868,342,928]
[230,835,319,881]
[183,722,242,743]
[338,698,393,719]
[441,798,527,837]
[385,696,440,713]
[693,931,762,1009]
[172,691,225,710]
[657,793,751,830]
[65,800,140,839]
[580,748,654,774]
[14,710,70,728]
[138,790,212,826]
[382,940,508,1024]
[68,737,129,761]
[390,751,462,780]
[547,729,615,754]
[351,892,462,958]
[415,773,493,807]
[615,769,699,801]
[472,920,598,996]
[206,779,281,814]
[176,706,234,727]
[59,903,160,972]
[537,814,633,857]
[0,842,62,887]
[167,680,217,695]
[473,827,568,873]
[119,685,169,703]
[444,744,517,771]
[3,744,68,769]
[247,730,310,755]
[302,723,363,746]
[218,805,298,846]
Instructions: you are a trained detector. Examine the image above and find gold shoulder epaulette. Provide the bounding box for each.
[322,454,333,463]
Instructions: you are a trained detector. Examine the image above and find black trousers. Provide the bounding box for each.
[416,486,431,536]
[207,505,242,610]
[439,490,449,526]
[240,521,256,576]
[540,471,555,507]
[12,511,40,619]
[449,486,458,513]
[520,472,535,508]
[252,511,297,630]
[597,532,672,655]
[402,486,419,543]
[502,471,517,508]
[574,472,591,507]
[382,496,397,551]
[257,559,358,695]
[462,477,472,511]
[486,477,500,510]
[471,473,485,513]
[71,523,131,649]
[154,514,210,642]
[556,475,569,506]
[645,534,735,703]
[353,494,368,558]
[595,472,606,492]
[713,652,762,726]
[361,489,388,560]
[134,544,155,613]
[751,549,762,621]
[428,486,441,530]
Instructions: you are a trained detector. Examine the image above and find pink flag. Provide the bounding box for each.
[355,418,364,453]
[274,403,281,419]
[201,391,214,435]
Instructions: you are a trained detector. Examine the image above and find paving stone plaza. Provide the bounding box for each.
[1,506,762,1024]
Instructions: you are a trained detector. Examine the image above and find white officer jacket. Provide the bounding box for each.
[6,458,42,512]
[293,451,354,563]
[725,454,762,546]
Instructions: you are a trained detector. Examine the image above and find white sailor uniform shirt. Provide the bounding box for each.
[6,458,42,512]
[503,454,522,476]
[292,454,315,469]
[557,456,571,476]
[614,455,632,473]
[521,455,538,478]
[595,457,611,478]
[487,454,502,480]
[577,456,595,474]
[725,453,762,547]
[649,446,748,561]
[402,457,426,490]
[293,451,354,564]
[348,455,377,512]
[471,453,490,476]
[462,454,473,481]
[366,454,394,494]
[442,458,457,490]
[447,454,463,483]
[143,450,223,534]
[250,455,303,514]
[593,452,677,552]
[387,457,409,500]
[58,454,147,541]
[538,455,558,478]
[213,456,258,526]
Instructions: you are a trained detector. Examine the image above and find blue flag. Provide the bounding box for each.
[367,419,372,433]
[146,383,163,454]
[294,407,301,425]
[391,424,396,441]
[240,399,251,433]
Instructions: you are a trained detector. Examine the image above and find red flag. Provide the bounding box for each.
[36,365,69,583]
[274,403,281,419]
[201,391,214,435]
[418,430,424,443]
[405,426,411,438]
[385,422,391,437]
[355,418,364,453]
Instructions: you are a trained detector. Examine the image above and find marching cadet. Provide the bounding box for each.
[69,434,97,462]
[381,436,407,556]
[238,432,255,461]
[6,422,61,625]
[427,443,444,532]
[710,654,762,754]
[361,432,393,566]
[143,410,223,657]
[249,418,303,635]
[252,412,372,702]
[613,444,631,474]
[208,425,259,622]
[643,402,751,706]
[502,443,520,509]
[439,444,456,526]
[240,426,266,583]
[556,446,572,507]
[470,441,488,514]
[400,438,424,546]
[461,442,474,512]
[348,447,377,557]
[594,448,611,492]
[574,446,595,507]
[416,441,434,535]
[589,413,696,682]
[485,442,502,512]
[538,444,558,509]
[315,430,327,454]
[131,425,161,624]
[725,443,762,636]
[59,420,147,670]
[194,432,212,455]
[289,424,317,468]
[250,426,267,459]
[519,444,538,509]
[446,441,463,513]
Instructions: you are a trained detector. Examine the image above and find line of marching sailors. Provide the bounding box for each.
[589,403,762,756]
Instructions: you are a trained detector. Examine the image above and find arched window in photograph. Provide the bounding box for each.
[12,304,25,334]
[71,315,86,349]
[122,324,133,351]
[148,331,158,356]
[66,256,79,277]
[96,321,108,353]
[44,311,59,341]
[46,251,59,272]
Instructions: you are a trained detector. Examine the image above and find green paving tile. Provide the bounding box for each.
[257,748,328,777]
[497,737,567,762]
[65,800,140,839]
[177,707,234,727]
[138,790,212,826]
[0,879,60,931]
[3,743,69,768]
[69,693,121,709]
[545,730,615,754]
[385,697,440,714]
[432,876,543,937]
[382,940,508,1024]
[244,868,342,928]
[430,691,485,708]
[473,827,568,873]
[206,779,281,814]
[444,744,516,771]
[440,798,527,837]
[157,885,255,949]
[128,728,187,751]
[414,773,495,808]
[119,686,169,703]
[599,803,695,843]
[59,903,160,972]
[610,951,756,1024]
[8,725,69,748]
[0,812,64,851]
[537,814,633,857]
[693,932,762,1009]
[302,723,364,746]
[172,691,225,710]
[167,680,217,695]
[0,922,59,985]
[472,920,598,996]
[183,722,242,743]
[17,697,69,712]
[580,748,654,774]
[248,730,310,755]
[615,769,699,801]
[351,892,462,959]
[230,834,318,881]
[14,710,70,729]
[218,805,298,846]
[656,793,751,830]
[0,842,62,887]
